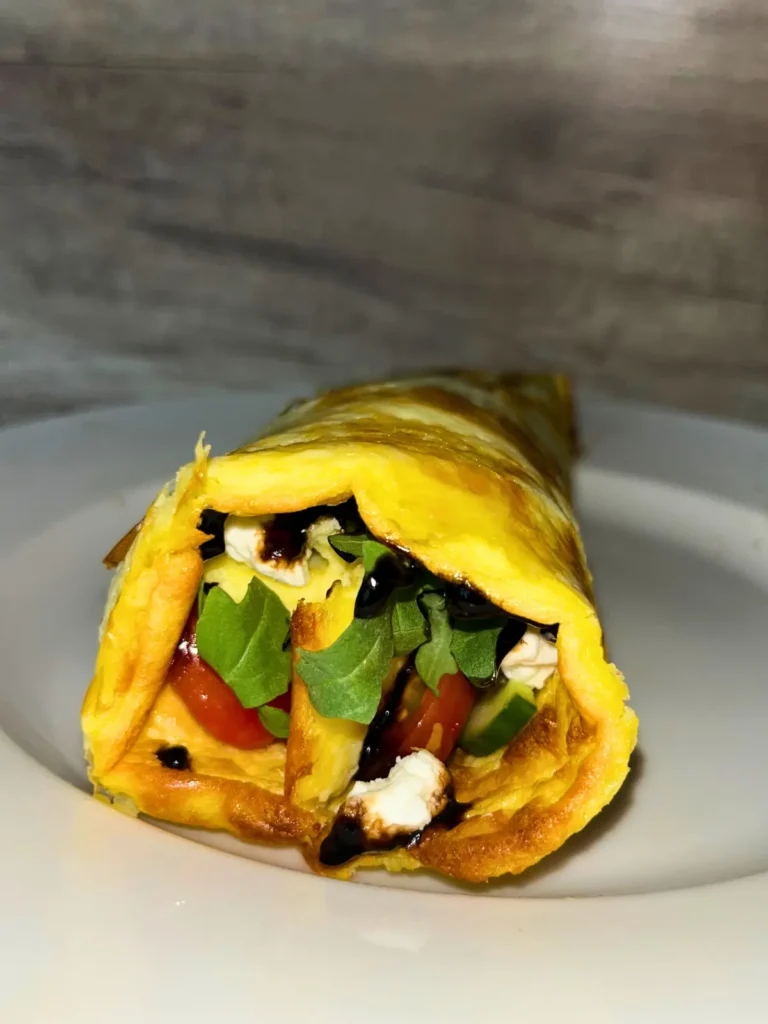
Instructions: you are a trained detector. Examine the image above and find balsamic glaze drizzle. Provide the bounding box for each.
[260,508,317,564]
[431,794,472,831]
[155,745,191,771]
[355,661,413,783]
[261,499,362,563]
[318,790,470,868]
[445,582,503,620]
[198,510,227,560]
[318,816,375,867]
[353,555,411,619]
[198,499,363,565]
[495,617,529,664]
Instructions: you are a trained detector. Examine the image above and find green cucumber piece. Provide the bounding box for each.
[459,678,537,757]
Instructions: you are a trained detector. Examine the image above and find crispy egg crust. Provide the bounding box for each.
[83,372,637,882]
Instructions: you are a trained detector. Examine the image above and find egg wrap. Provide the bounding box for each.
[82,372,638,882]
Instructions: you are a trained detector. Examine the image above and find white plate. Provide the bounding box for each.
[1,390,767,1023]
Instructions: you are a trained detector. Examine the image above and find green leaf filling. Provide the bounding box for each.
[415,592,458,694]
[328,534,365,559]
[391,590,429,656]
[451,619,505,681]
[258,705,291,739]
[296,613,394,724]
[329,533,394,572]
[197,523,513,725]
[196,576,291,708]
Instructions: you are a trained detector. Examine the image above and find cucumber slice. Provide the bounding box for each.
[459,678,537,757]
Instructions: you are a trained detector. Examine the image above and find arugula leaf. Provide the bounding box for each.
[391,591,428,656]
[328,534,365,560]
[197,580,217,617]
[196,577,291,708]
[362,540,394,573]
[258,705,291,739]
[451,619,504,681]
[297,614,394,724]
[329,533,393,572]
[415,592,457,694]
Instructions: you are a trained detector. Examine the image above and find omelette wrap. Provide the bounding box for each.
[82,373,637,882]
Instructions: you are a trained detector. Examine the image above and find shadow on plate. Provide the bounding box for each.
[0,696,89,792]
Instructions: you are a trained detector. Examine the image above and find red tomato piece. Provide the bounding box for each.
[167,610,290,750]
[383,669,475,762]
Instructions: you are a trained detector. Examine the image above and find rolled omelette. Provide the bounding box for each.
[82,372,637,883]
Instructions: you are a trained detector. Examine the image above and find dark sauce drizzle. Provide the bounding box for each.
[355,661,413,783]
[354,554,412,619]
[261,498,362,562]
[198,510,227,560]
[260,508,317,564]
[495,617,529,664]
[327,499,366,535]
[432,794,472,831]
[318,790,470,868]
[156,745,191,771]
[199,499,363,564]
[445,582,504,620]
[318,816,377,867]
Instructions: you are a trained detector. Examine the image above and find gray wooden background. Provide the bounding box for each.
[1,0,768,426]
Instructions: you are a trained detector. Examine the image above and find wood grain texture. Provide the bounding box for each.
[1,1,768,425]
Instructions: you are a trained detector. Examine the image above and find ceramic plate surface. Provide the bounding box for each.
[1,389,767,1022]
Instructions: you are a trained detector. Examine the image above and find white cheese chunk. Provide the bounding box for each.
[223,514,340,587]
[305,516,340,549]
[499,627,558,691]
[344,750,449,838]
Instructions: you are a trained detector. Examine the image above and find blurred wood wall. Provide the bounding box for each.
[1,1,768,423]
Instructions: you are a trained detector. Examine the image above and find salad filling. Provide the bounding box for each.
[159,500,560,862]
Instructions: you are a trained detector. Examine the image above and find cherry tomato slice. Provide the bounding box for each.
[167,610,290,750]
[384,668,475,762]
